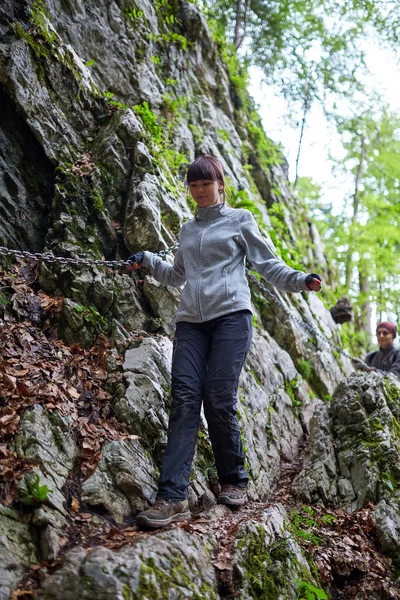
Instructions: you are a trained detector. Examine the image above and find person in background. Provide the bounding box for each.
[128,155,322,529]
[352,321,400,378]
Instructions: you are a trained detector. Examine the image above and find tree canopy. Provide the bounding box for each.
[204,0,400,108]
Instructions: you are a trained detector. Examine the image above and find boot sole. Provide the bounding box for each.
[217,494,247,506]
[136,510,191,529]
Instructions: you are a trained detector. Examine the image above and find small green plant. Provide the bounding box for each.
[84,59,95,67]
[320,513,336,525]
[125,6,144,20]
[150,55,161,65]
[74,304,108,335]
[0,289,10,309]
[297,580,328,600]
[290,507,321,545]
[217,128,230,143]
[91,189,104,213]
[297,359,313,381]
[161,32,188,50]
[285,377,302,407]
[381,472,395,492]
[19,472,49,505]
[132,101,162,144]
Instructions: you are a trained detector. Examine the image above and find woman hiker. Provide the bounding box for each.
[129,155,322,528]
[352,321,400,378]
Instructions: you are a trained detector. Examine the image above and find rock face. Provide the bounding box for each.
[232,505,317,600]
[0,0,364,597]
[37,528,219,600]
[292,373,400,511]
[0,504,38,600]
[292,373,400,565]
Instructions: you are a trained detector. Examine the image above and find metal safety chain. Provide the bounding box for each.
[0,242,350,358]
[0,243,180,269]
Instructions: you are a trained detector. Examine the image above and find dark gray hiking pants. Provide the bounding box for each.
[158,309,253,500]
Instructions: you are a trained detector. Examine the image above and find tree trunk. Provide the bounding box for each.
[344,137,366,290]
[358,262,371,337]
[294,84,311,189]
[234,0,250,49]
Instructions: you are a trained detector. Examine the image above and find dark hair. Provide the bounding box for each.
[186,155,226,202]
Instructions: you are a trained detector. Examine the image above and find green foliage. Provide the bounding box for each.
[205,0,400,112]
[162,93,189,120]
[73,304,108,335]
[125,6,144,20]
[289,506,321,546]
[91,189,104,213]
[160,149,189,173]
[285,377,302,408]
[19,472,49,505]
[133,101,163,144]
[0,289,11,310]
[297,580,328,600]
[84,59,95,67]
[297,359,312,381]
[217,128,230,142]
[305,108,400,349]
[161,32,188,50]
[225,179,265,227]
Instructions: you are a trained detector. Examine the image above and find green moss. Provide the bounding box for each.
[133,101,163,145]
[384,379,400,407]
[250,369,263,387]
[135,555,217,599]
[217,128,230,143]
[237,526,280,599]
[13,22,50,59]
[297,359,313,381]
[285,378,302,408]
[122,584,133,600]
[91,189,104,213]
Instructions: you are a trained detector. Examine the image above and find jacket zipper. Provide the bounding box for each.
[197,223,207,321]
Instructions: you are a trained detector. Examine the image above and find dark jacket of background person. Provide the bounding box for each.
[366,345,400,378]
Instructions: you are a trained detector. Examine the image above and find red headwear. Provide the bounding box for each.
[376,321,397,339]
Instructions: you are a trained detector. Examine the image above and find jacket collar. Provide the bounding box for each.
[195,202,229,221]
[379,344,395,355]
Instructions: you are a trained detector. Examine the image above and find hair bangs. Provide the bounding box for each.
[186,156,224,183]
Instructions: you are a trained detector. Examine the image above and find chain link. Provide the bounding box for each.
[0,242,350,358]
[0,244,179,269]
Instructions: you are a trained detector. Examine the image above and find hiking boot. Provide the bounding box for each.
[217,485,247,506]
[136,498,190,529]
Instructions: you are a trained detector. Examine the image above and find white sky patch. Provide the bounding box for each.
[248,42,400,215]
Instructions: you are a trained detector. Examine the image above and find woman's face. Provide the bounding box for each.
[377,327,394,349]
[188,179,222,207]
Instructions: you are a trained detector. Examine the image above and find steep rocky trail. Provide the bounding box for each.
[1,0,400,598]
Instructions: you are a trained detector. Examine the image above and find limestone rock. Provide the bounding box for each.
[32,506,67,561]
[232,504,321,599]
[124,171,163,252]
[82,439,158,523]
[0,504,38,600]
[374,499,400,553]
[143,274,181,334]
[291,404,342,505]
[114,336,172,444]
[292,373,400,512]
[15,405,76,507]
[37,528,218,600]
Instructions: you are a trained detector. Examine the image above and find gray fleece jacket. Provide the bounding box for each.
[143,203,309,323]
